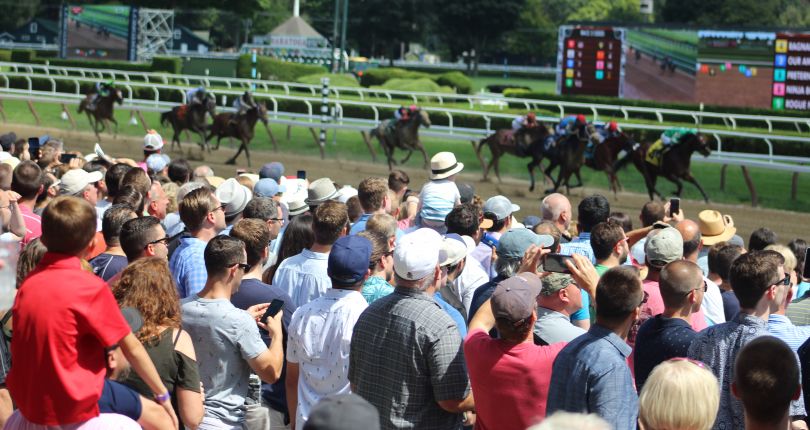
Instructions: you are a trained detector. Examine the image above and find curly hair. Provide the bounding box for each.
[113,257,181,344]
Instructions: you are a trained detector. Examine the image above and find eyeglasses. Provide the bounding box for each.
[268,218,284,224]
[637,291,649,308]
[230,262,251,272]
[669,357,706,369]
[776,275,791,287]
[145,236,170,247]
[211,203,226,213]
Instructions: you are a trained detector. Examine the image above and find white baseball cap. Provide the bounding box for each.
[394,228,443,281]
[143,130,164,151]
[60,169,103,196]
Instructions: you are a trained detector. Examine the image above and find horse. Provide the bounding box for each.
[583,132,640,197]
[619,132,712,202]
[206,102,269,167]
[77,87,123,141]
[160,94,217,154]
[369,109,431,170]
[475,125,551,192]
[542,123,593,194]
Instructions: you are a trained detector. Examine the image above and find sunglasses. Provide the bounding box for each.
[145,236,170,247]
[776,275,791,287]
[682,279,708,296]
[638,291,649,308]
[211,203,227,213]
[230,262,251,272]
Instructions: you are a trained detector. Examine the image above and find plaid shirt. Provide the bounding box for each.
[349,287,470,430]
[169,237,208,298]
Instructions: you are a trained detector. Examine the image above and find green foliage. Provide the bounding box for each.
[296,73,360,87]
[151,57,182,75]
[37,58,154,72]
[10,50,36,63]
[236,55,326,82]
[0,50,10,62]
[435,72,473,94]
[373,78,455,93]
[359,68,432,87]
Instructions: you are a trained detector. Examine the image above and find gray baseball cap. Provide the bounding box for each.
[497,228,555,260]
[645,227,684,268]
[483,195,520,221]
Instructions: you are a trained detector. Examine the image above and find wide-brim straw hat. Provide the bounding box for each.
[698,209,737,246]
[430,152,464,180]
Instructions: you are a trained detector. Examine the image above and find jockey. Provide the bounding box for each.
[555,114,588,137]
[394,105,418,123]
[660,127,696,148]
[511,112,538,132]
[87,80,114,110]
[186,86,206,106]
[232,91,256,117]
[595,120,622,143]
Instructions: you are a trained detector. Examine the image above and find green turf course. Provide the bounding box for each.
[4,99,807,212]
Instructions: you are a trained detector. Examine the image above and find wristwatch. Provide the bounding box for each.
[155,391,171,403]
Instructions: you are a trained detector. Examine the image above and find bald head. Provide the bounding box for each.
[541,193,572,231]
[676,219,702,260]
[660,260,704,309]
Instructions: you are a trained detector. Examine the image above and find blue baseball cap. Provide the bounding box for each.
[259,162,284,181]
[497,228,555,259]
[253,178,286,198]
[328,235,372,286]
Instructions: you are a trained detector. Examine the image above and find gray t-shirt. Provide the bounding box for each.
[181,295,267,424]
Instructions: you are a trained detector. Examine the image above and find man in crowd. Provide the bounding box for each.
[470,195,519,277]
[215,178,253,235]
[230,219,297,429]
[120,216,170,263]
[286,235,371,429]
[350,228,475,430]
[90,204,137,281]
[749,227,777,251]
[146,181,169,221]
[590,220,629,276]
[243,197,284,267]
[10,160,43,245]
[708,243,745,321]
[182,235,285,429]
[540,193,573,243]
[170,187,226,298]
[274,201,348,308]
[7,196,177,428]
[634,260,704,391]
[734,337,801,430]
[465,273,567,429]
[444,204,490,316]
[535,273,587,344]
[350,177,391,235]
[688,250,806,429]
[676,219,725,326]
[629,201,666,265]
[547,266,642,429]
[60,168,102,211]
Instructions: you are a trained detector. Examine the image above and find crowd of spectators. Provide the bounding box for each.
[0,130,808,430]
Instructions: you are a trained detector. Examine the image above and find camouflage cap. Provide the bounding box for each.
[541,273,575,296]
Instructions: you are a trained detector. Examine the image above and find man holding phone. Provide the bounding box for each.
[285,235,372,430]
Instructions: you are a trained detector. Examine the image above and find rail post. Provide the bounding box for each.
[318,77,329,159]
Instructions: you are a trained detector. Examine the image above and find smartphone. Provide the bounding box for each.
[544,253,574,274]
[804,248,810,280]
[27,137,40,159]
[297,170,306,180]
[261,299,285,324]
[669,197,680,217]
[60,153,77,164]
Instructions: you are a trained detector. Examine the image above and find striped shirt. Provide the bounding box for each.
[768,313,810,352]
[418,180,460,222]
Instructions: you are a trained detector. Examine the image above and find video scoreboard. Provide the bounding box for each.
[556,26,626,97]
[772,33,810,111]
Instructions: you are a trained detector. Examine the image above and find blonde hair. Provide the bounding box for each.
[639,360,719,430]
[366,213,397,239]
[764,244,797,274]
[529,412,611,430]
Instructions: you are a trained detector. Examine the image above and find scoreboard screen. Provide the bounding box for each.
[772,33,810,111]
[556,26,626,97]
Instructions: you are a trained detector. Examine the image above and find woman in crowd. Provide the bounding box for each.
[638,359,719,430]
[112,257,204,429]
[264,212,314,283]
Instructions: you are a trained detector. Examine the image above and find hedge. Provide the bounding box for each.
[435,72,472,94]
[236,55,326,82]
[359,67,473,94]
[151,57,182,75]
[4,49,180,74]
[11,49,36,63]
[373,78,454,94]
[0,50,10,62]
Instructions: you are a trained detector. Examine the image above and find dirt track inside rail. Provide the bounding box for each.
[3,123,809,243]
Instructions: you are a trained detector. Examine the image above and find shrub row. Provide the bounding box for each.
[236,55,326,82]
[359,68,473,94]
[4,49,182,74]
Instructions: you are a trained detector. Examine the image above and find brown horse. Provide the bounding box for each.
[206,103,269,167]
[77,88,123,141]
[583,132,640,197]
[160,94,217,153]
[369,109,431,170]
[476,125,552,192]
[543,123,593,194]
[619,133,712,202]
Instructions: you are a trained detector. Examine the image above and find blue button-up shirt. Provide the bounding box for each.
[769,313,810,353]
[689,312,806,430]
[546,324,637,429]
[169,237,208,298]
[272,248,331,308]
[559,232,595,264]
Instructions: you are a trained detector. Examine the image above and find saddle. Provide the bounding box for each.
[645,139,666,167]
[177,104,189,122]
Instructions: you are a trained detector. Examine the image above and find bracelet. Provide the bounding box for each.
[154,391,171,403]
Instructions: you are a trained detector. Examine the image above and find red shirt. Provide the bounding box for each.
[18,204,41,246]
[8,252,131,425]
[464,329,566,430]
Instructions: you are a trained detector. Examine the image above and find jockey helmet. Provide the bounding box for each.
[106,80,114,87]
[409,105,418,112]
[576,114,586,124]
[526,112,536,121]
[607,121,618,132]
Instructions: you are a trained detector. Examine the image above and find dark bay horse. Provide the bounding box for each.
[160,94,217,153]
[584,132,640,196]
[77,88,123,141]
[620,133,712,202]
[543,123,593,194]
[206,103,269,167]
[476,125,551,192]
[369,109,431,170]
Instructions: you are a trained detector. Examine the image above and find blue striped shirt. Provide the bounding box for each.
[768,314,810,353]
[169,237,208,298]
[418,180,460,222]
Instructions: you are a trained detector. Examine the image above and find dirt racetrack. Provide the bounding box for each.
[3,123,808,244]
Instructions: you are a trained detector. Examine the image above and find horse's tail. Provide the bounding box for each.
[160,111,171,127]
[77,100,85,114]
[476,135,490,155]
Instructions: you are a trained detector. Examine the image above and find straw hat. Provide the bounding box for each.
[430,152,464,180]
[305,178,339,206]
[698,210,737,245]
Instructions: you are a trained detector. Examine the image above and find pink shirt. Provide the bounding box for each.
[19,204,41,246]
[464,329,566,429]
